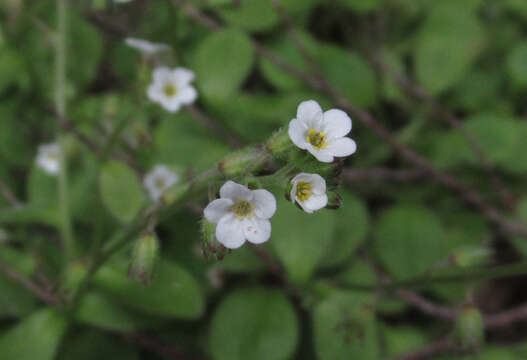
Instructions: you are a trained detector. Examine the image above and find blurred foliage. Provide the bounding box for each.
[2,0,527,359]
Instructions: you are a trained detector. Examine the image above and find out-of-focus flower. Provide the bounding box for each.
[147,67,197,112]
[124,37,170,55]
[288,100,357,163]
[143,165,179,202]
[203,181,276,249]
[290,173,328,213]
[36,143,61,175]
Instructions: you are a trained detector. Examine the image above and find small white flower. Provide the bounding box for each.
[143,165,179,202]
[147,66,197,113]
[290,173,328,213]
[288,100,357,163]
[125,38,170,55]
[203,181,276,249]
[36,143,61,175]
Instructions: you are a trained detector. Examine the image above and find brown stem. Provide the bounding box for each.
[0,179,22,208]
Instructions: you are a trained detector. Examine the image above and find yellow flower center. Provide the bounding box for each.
[230,200,254,219]
[306,129,327,150]
[296,182,311,201]
[163,83,178,97]
[155,178,166,189]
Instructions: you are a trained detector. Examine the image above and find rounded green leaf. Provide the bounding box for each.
[374,204,447,280]
[0,308,67,360]
[210,287,298,360]
[99,161,145,223]
[58,330,139,360]
[272,198,336,284]
[94,259,204,319]
[507,41,527,88]
[219,0,279,32]
[193,29,254,100]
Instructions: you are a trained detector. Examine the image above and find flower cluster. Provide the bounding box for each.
[203,100,356,250]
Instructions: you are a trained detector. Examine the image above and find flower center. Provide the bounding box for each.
[163,83,178,97]
[306,129,327,150]
[155,178,166,190]
[45,153,58,162]
[296,182,311,201]
[230,200,254,219]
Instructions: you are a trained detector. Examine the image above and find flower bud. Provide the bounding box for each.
[266,127,293,158]
[128,232,160,285]
[450,245,493,268]
[219,146,263,177]
[456,304,484,350]
[201,219,228,260]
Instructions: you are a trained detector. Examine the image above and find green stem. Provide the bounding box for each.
[56,0,75,264]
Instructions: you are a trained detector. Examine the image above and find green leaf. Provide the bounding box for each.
[94,259,204,319]
[314,290,379,360]
[0,308,67,360]
[415,4,485,94]
[374,204,447,280]
[210,287,298,360]
[507,41,527,88]
[382,325,427,358]
[316,44,377,107]
[341,0,383,13]
[219,0,279,32]
[320,191,369,268]
[192,29,254,100]
[0,275,37,318]
[272,198,336,284]
[58,329,139,360]
[99,161,145,223]
[76,292,168,331]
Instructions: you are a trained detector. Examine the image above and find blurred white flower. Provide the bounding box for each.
[147,67,197,113]
[143,165,179,202]
[290,173,328,213]
[36,143,61,175]
[288,100,357,163]
[125,38,170,55]
[203,181,276,249]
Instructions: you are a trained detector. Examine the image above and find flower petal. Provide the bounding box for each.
[323,109,352,138]
[160,97,182,113]
[152,67,172,83]
[204,198,233,224]
[177,86,198,104]
[302,194,328,213]
[219,181,252,201]
[288,118,309,149]
[309,174,327,195]
[252,189,276,219]
[172,68,195,85]
[216,214,246,249]
[243,218,271,244]
[147,83,163,102]
[307,147,334,163]
[297,100,323,129]
[326,137,357,157]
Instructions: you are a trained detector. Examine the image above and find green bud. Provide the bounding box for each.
[128,232,160,285]
[266,127,293,158]
[456,304,484,350]
[219,146,263,177]
[451,245,493,268]
[201,219,229,260]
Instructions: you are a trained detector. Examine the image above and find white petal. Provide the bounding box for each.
[302,194,328,213]
[204,198,233,224]
[297,100,323,129]
[152,67,172,83]
[323,109,352,138]
[172,68,195,85]
[216,214,246,249]
[307,147,334,163]
[252,189,276,219]
[243,218,271,244]
[288,118,309,149]
[147,83,163,102]
[160,97,182,113]
[309,174,326,195]
[177,86,198,104]
[219,181,252,201]
[289,182,297,203]
[326,137,357,157]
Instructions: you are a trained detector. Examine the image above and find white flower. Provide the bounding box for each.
[125,38,170,55]
[147,67,197,113]
[288,100,357,163]
[203,181,276,249]
[290,173,328,213]
[143,165,179,202]
[36,143,61,175]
